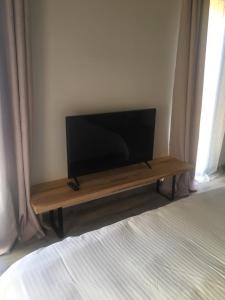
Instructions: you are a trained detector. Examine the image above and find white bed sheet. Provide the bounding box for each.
[1,188,225,300]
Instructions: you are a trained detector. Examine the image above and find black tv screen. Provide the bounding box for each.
[66,109,156,178]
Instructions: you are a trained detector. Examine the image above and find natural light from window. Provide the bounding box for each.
[195,0,225,182]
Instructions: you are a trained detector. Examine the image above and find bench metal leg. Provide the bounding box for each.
[156,175,176,201]
[156,179,160,193]
[49,208,64,238]
[171,175,176,201]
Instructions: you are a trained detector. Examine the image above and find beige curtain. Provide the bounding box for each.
[162,0,210,197]
[0,0,44,255]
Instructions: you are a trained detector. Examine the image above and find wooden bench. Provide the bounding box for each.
[31,156,193,237]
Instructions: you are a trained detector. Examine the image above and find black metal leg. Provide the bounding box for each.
[156,176,176,201]
[171,175,176,201]
[58,208,64,237]
[49,208,64,238]
[49,210,55,227]
[156,179,160,193]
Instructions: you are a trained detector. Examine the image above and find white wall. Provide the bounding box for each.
[30,0,181,184]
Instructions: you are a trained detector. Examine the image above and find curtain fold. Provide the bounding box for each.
[0,0,44,255]
[161,0,210,197]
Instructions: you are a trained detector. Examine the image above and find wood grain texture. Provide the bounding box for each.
[31,156,193,214]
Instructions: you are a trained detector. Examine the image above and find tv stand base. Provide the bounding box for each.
[67,177,80,191]
[145,161,152,169]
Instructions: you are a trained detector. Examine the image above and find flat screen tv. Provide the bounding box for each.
[66,108,156,178]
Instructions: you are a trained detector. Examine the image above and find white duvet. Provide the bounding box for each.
[1,188,225,300]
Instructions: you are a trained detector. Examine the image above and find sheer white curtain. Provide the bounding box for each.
[0,3,17,255]
[0,104,17,255]
[196,0,225,181]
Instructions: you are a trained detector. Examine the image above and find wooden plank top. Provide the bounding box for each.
[31,156,193,214]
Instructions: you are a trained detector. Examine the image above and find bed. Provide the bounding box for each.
[1,188,225,300]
